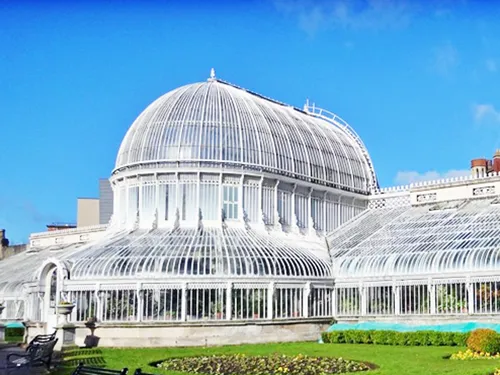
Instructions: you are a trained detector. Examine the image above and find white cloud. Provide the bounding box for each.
[394,169,470,185]
[432,42,458,76]
[485,59,497,73]
[473,104,500,123]
[273,0,417,35]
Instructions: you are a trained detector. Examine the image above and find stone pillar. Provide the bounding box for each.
[267,282,275,320]
[226,282,233,321]
[55,323,76,351]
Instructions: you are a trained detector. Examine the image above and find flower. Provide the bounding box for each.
[158,353,369,375]
[450,349,500,361]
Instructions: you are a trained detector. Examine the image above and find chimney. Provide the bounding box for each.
[471,158,488,178]
[492,150,500,173]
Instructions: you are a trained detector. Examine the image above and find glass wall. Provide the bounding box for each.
[112,172,367,233]
[64,282,333,324]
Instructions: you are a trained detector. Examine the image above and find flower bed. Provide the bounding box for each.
[158,353,370,375]
[322,330,468,346]
[450,349,500,360]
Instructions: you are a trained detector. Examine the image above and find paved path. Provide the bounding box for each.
[0,344,48,375]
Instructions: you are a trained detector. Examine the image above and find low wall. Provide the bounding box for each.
[46,319,329,348]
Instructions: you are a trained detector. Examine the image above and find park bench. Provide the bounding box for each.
[71,362,129,374]
[26,330,57,349]
[5,337,58,372]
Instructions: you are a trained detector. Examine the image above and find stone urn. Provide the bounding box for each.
[84,316,97,329]
[57,303,75,324]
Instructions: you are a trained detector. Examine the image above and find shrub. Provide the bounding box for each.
[428,331,444,346]
[483,334,500,354]
[452,332,469,347]
[5,327,24,338]
[158,354,369,375]
[322,329,470,347]
[466,329,500,354]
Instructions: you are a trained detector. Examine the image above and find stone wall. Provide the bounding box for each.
[0,244,27,260]
[28,319,330,349]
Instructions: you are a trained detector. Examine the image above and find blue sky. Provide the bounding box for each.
[1,0,500,243]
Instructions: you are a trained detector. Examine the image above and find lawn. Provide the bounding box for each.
[55,342,500,375]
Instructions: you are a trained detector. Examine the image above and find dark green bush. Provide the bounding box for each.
[322,329,470,347]
[5,327,24,338]
[483,335,500,354]
[454,332,470,346]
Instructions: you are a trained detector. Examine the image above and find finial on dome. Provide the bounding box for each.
[210,68,216,80]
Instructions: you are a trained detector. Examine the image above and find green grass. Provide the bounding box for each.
[54,342,500,375]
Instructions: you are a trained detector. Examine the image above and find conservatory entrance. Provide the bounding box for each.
[41,266,58,334]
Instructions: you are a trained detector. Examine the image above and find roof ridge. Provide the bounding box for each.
[212,78,309,115]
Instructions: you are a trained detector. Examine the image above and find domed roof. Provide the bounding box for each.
[115,74,376,193]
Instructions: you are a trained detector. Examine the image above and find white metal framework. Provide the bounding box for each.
[115,78,376,195]
[6,72,500,326]
[2,73,376,326]
[329,196,500,317]
[68,227,331,279]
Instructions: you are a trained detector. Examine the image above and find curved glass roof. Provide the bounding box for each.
[115,78,375,193]
[0,244,83,298]
[67,227,332,280]
[328,198,500,279]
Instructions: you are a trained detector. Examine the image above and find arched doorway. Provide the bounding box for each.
[37,260,63,334]
[44,267,58,333]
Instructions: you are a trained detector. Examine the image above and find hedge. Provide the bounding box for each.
[322,329,469,347]
[5,327,25,339]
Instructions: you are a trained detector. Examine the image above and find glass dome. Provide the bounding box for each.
[115,77,376,194]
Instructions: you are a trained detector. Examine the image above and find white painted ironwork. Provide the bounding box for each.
[115,79,374,195]
[303,104,378,192]
[331,197,500,279]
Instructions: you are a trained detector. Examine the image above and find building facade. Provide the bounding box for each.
[0,72,378,346]
[2,72,499,348]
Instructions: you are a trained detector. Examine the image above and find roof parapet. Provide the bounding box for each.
[374,171,500,196]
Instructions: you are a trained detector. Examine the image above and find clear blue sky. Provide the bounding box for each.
[1,0,500,243]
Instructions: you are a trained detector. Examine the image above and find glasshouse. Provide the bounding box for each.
[328,187,500,318]
[0,70,378,343]
[2,70,500,347]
